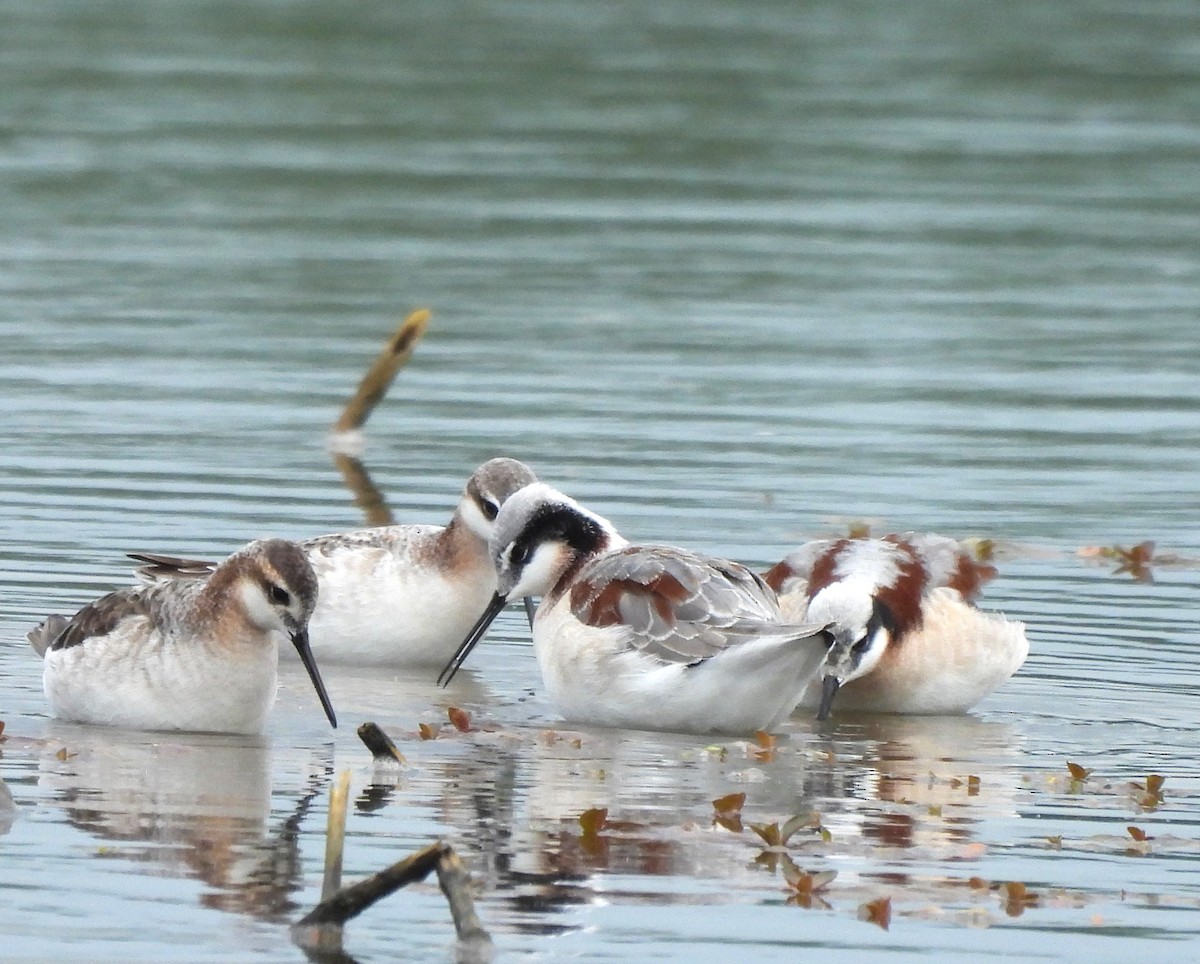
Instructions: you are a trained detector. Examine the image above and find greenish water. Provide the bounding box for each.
[1,0,1198,960]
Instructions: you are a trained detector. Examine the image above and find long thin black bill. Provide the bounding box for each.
[522,596,538,630]
[815,675,841,722]
[437,592,509,687]
[292,628,338,728]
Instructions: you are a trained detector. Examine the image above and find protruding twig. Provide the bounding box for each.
[333,309,431,434]
[296,842,448,929]
[356,722,406,765]
[436,848,492,945]
[322,771,352,901]
[292,841,492,949]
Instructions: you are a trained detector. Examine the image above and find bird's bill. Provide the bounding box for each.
[815,673,842,721]
[291,628,338,728]
[438,592,510,687]
[522,596,538,629]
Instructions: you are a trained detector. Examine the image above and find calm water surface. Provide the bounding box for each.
[1,0,1199,961]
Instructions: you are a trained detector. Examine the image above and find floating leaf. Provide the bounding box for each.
[967,775,981,795]
[971,538,996,562]
[781,811,820,845]
[778,855,834,908]
[749,730,778,762]
[967,876,988,889]
[712,793,746,833]
[783,865,837,894]
[858,896,891,930]
[1001,881,1039,916]
[418,722,438,740]
[1113,541,1156,583]
[750,822,783,848]
[447,706,472,732]
[578,807,608,837]
[1066,761,1092,781]
[1045,835,1063,848]
[1127,826,1153,843]
[1131,774,1166,810]
[55,747,76,761]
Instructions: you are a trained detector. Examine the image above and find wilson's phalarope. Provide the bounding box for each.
[763,533,1028,719]
[29,538,337,734]
[130,458,539,666]
[438,483,833,735]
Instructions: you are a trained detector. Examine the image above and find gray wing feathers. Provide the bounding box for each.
[576,546,818,665]
[28,614,70,657]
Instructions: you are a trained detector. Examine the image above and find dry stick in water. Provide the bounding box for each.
[357,721,406,764]
[294,842,492,945]
[436,847,491,944]
[333,309,431,433]
[322,771,353,900]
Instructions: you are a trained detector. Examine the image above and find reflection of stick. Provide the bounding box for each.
[332,452,394,526]
[293,842,492,946]
[357,722,406,764]
[334,309,431,433]
[322,772,352,900]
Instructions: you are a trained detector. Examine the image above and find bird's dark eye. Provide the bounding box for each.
[480,497,500,521]
[508,541,531,568]
[269,585,291,606]
[852,636,871,655]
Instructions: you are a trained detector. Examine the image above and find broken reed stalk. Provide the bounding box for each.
[332,452,395,527]
[322,771,353,901]
[357,721,406,764]
[333,309,431,433]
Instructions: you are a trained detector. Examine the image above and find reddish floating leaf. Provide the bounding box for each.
[1002,881,1039,916]
[1127,826,1152,842]
[967,876,988,889]
[712,793,746,832]
[750,822,783,848]
[753,731,778,749]
[859,896,891,930]
[1145,774,1165,796]
[447,706,472,732]
[418,722,438,741]
[712,792,746,815]
[1066,761,1092,781]
[578,807,608,837]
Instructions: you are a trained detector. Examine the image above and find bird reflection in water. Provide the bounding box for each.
[390,713,1025,933]
[38,726,333,923]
